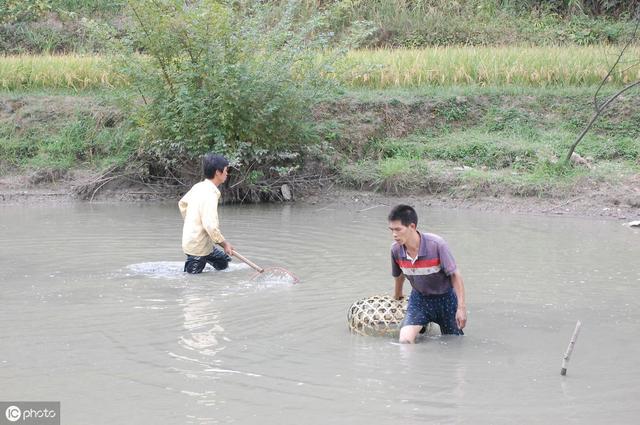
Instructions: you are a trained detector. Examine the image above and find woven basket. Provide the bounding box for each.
[347,295,408,336]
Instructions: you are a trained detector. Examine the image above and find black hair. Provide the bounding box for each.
[388,204,418,227]
[202,153,229,179]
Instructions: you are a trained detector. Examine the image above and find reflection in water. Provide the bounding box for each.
[179,293,225,357]
[170,281,264,419]
[170,286,225,411]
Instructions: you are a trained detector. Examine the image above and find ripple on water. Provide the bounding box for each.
[125,261,249,279]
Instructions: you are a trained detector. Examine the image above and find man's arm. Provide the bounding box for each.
[394,274,406,300]
[451,271,467,329]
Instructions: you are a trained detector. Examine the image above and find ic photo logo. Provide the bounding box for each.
[4,406,20,422]
[1,402,59,425]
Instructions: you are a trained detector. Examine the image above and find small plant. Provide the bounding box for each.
[435,99,469,122]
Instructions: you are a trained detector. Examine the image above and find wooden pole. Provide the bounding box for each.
[561,321,582,376]
[232,250,265,273]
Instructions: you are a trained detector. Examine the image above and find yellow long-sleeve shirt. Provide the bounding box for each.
[179,179,225,256]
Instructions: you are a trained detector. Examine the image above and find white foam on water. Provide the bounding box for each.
[125,261,248,279]
[251,273,297,285]
[203,367,262,378]
[249,268,300,287]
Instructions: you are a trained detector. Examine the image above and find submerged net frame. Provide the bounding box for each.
[347,295,408,336]
[250,267,300,284]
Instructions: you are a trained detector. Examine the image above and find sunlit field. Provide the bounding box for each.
[2,45,639,90]
[0,54,124,90]
[337,46,640,88]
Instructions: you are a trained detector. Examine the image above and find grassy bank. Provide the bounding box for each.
[315,87,639,199]
[0,90,138,175]
[2,46,639,90]
[2,87,638,203]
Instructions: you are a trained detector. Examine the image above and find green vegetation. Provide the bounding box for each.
[293,0,640,47]
[329,89,639,196]
[0,1,638,202]
[1,1,639,54]
[114,0,348,201]
[0,93,138,174]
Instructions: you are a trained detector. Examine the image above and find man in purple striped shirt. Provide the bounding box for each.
[389,205,467,343]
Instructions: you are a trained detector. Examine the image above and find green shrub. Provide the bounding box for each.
[0,0,51,24]
[120,0,346,181]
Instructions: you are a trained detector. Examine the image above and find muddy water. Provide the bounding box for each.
[1,202,639,424]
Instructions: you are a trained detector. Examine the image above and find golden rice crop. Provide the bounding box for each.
[0,54,126,90]
[335,46,640,88]
[2,46,639,90]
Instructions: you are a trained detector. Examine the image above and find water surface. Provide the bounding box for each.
[1,202,639,424]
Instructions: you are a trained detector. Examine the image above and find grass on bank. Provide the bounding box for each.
[1,87,638,199]
[0,106,139,174]
[331,91,640,197]
[2,45,640,90]
[340,154,639,198]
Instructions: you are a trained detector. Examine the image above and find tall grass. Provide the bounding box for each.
[2,45,639,90]
[0,54,125,90]
[266,0,639,46]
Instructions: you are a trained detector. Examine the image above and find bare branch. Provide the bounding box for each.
[129,2,175,94]
[593,18,639,109]
[566,79,640,162]
[566,13,640,162]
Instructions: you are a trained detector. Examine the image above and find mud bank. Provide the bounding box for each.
[2,171,639,222]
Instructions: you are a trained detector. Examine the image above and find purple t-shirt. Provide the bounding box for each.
[391,232,457,296]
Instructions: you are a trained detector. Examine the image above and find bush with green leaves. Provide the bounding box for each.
[0,0,51,24]
[119,0,348,189]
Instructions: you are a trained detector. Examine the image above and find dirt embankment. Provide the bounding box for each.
[1,94,639,221]
[2,171,639,221]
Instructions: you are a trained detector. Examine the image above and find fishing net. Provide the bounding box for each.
[250,267,300,284]
[347,295,408,337]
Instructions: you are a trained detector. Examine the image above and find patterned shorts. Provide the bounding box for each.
[403,287,463,335]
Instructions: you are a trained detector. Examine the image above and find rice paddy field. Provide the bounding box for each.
[2,45,639,91]
[338,46,640,88]
[0,54,123,90]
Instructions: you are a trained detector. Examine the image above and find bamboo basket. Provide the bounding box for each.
[347,295,408,337]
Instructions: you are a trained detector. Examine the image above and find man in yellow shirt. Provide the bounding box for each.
[179,153,235,274]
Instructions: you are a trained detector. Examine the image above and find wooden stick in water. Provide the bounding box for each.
[232,250,265,273]
[561,320,582,376]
